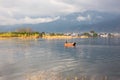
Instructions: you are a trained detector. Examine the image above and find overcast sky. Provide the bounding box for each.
[0,0,120,25]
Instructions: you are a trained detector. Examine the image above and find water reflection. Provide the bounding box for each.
[0,38,120,80]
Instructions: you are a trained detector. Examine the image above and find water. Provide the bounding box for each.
[0,38,120,80]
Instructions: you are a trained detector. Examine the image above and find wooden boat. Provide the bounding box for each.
[64,42,76,47]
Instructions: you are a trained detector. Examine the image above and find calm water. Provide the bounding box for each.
[0,38,120,80]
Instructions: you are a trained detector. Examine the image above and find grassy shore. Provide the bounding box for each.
[42,35,79,39]
[0,30,100,40]
[42,35,89,39]
[0,32,90,40]
[0,32,40,40]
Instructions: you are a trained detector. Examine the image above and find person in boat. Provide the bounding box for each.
[64,41,76,47]
[73,42,76,46]
[65,40,67,43]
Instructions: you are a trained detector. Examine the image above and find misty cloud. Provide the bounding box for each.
[77,15,91,22]
[0,16,60,25]
[0,0,120,25]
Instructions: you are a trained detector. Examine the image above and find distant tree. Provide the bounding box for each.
[49,33,55,36]
[108,33,113,38]
[93,33,98,37]
[90,30,95,33]
[56,33,64,36]
[90,30,98,37]
[83,32,91,37]
[41,32,45,35]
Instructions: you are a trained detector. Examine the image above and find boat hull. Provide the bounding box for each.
[64,42,76,47]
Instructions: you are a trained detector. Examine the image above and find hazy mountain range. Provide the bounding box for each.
[0,11,120,32]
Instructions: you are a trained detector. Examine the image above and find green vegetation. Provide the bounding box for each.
[49,33,64,36]
[0,32,40,38]
[0,32,64,39]
[82,30,98,38]
[82,32,92,37]
[0,27,99,39]
[0,28,44,39]
[90,30,98,37]
[93,33,98,37]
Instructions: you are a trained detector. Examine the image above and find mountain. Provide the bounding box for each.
[0,11,120,32]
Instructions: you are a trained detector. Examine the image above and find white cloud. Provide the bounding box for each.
[77,15,91,22]
[0,0,120,25]
[21,16,60,24]
[0,16,60,25]
[50,0,78,13]
[77,16,86,21]
[0,0,77,17]
[60,0,120,13]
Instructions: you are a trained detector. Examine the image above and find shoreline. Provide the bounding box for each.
[0,35,89,40]
[42,35,79,39]
[0,36,40,40]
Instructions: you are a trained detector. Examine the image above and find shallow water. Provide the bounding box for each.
[0,38,120,80]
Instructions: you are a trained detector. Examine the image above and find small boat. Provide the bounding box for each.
[64,42,76,47]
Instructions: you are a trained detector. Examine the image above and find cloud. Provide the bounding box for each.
[0,0,120,25]
[77,15,91,22]
[50,0,78,13]
[60,0,120,13]
[0,16,60,25]
[0,0,77,17]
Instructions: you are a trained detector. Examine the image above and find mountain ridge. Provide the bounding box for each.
[0,11,120,32]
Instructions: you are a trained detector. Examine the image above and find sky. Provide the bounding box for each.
[0,0,120,25]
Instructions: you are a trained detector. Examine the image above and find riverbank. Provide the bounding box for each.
[0,36,40,40]
[42,35,79,39]
[0,36,88,40]
[0,32,40,40]
[0,31,93,40]
[0,34,89,40]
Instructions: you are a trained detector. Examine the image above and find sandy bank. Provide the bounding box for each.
[42,36,79,39]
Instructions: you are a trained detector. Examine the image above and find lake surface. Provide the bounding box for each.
[0,38,120,80]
